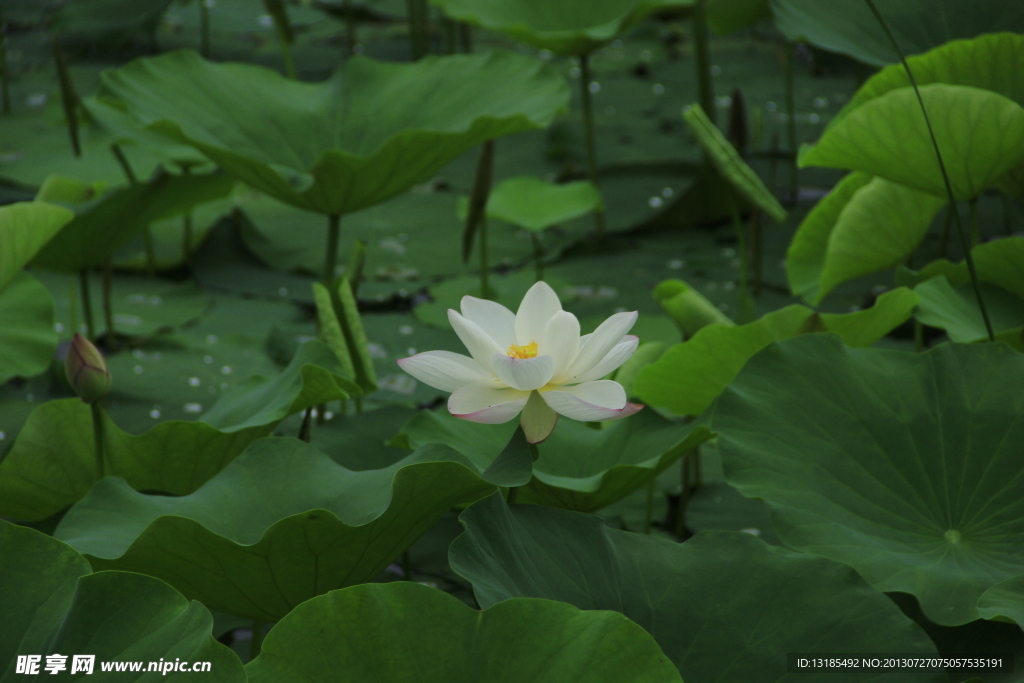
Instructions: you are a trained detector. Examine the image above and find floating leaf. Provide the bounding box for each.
[96,50,569,215]
[485,176,603,232]
[634,288,919,415]
[771,0,1024,66]
[246,582,681,682]
[682,104,786,222]
[432,0,694,56]
[815,177,945,302]
[0,202,74,295]
[54,438,498,620]
[800,84,1024,201]
[0,521,245,683]
[0,273,58,385]
[710,335,1024,626]
[398,409,713,512]
[450,493,940,682]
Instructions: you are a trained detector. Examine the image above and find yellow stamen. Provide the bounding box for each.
[506,341,539,359]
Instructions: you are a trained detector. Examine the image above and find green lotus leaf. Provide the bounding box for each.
[0,521,245,683]
[33,170,236,272]
[913,277,1024,349]
[0,340,356,521]
[0,202,74,295]
[0,273,58,385]
[706,0,772,35]
[634,288,919,415]
[450,493,940,682]
[800,84,1024,201]
[682,104,786,222]
[246,582,681,682]
[96,50,569,215]
[786,171,872,302]
[653,279,735,337]
[833,33,1024,128]
[397,408,713,512]
[977,575,1024,629]
[897,236,1024,299]
[709,335,1024,626]
[54,438,499,620]
[815,177,946,303]
[771,0,1024,66]
[484,176,603,232]
[431,0,694,56]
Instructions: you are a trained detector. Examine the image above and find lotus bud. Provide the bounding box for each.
[65,334,111,404]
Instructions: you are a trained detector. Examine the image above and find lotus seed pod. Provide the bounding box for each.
[65,334,111,404]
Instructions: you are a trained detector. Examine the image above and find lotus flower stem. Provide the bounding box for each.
[79,271,96,341]
[578,53,606,240]
[102,259,117,349]
[298,406,313,442]
[111,144,157,275]
[530,233,544,282]
[110,144,138,184]
[344,0,356,57]
[91,402,107,478]
[401,550,413,579]
[862,0,994,341]
[0,23,9,115]
[324,214,341,285]
[479,216,490,300]
[199,0,211,58]
[250,620,265,661]
[969,198,979,247]
[691,0,715,126]
[783,41,798,203]
[52,38,81,157]
[729,197,751,322]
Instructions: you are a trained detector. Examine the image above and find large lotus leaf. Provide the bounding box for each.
[786,171,873,302]
[913,277,1024,349]
[800,84,1024,201]
[33,171,236,272]
[431,0,693,56]
[246,582,681,683]
[709,335,1024,626]
[96,50,569,215]
[54,438,501,620]
[397,408,713,512]
[0,522,245,683]
[833,33,1024,129]
[0,340,355,522]
[897,236,1024,299]
[484,176,603,232]
[977,575,1024,629]
[706,0,772,35]
[682,104,786,223]
[0,273,58,385]
[815,177,946,302]
[450,494,941,682]
[634,288,919,415]
[0,202,74,295]
[770,0,1024,67]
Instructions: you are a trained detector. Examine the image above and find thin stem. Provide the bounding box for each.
[200,0,211,58]
[914,319,924,352]
[458,23,472,53]
[111,144,156,275]
[298,406,313,442]
[692,0,715,125]
[507,486,518,504]
[91,402,106,478]
[579,53,606,240]
[530,232,544,281]
[343,0,356,57]
[862,0,994,341]
[79,270,96,341]
[969,198,979,247]
[729,197,751,321]
[279,32,296,79]
[644,479,654,534]
[249,620,265,661]
[401,550,413,580]
[675,452,690,539]
[111,144,138,184]
[354,397,363,414]
[324,214,341,285]
[69,274,79,335]
[750,210,762,296]
[783,41,798,203]
[52,38,81,157]
[479,216,490,299]
[102,259,117,349]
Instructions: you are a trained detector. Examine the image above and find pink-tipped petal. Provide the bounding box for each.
[541,380,640,422]
[449,385,529,424]
[515,281,562,345]
[492,353,556,391]
[566,311,638,380]
[520,390,558,443]
[448,309,503,374]
[397,351,489,392]
[461,297,517,348]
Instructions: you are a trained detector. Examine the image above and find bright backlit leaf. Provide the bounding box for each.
[0,202,74,295]
[0,273,58,385]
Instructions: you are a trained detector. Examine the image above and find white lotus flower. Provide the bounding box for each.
[398,281,642,443]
